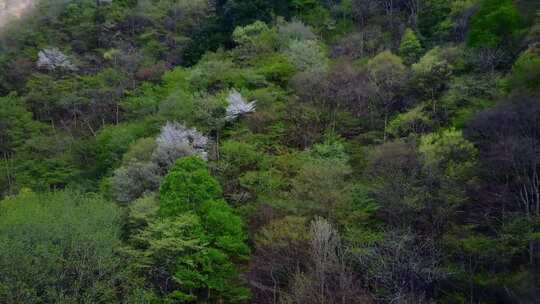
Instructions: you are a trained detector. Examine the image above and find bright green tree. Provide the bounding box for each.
[419,128,478,182]
[132,155,250,302]
[159,156,222,216]
[399,28,423,65]
[131,212,250,303]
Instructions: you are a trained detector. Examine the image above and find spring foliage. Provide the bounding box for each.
[0,0,539,303]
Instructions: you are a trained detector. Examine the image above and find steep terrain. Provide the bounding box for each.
[0,0,539,303]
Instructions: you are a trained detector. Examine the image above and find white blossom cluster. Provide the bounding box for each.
[226,89,256,121]
[111,122,209,203]
[152,122,208,169]
[37,48,77,71]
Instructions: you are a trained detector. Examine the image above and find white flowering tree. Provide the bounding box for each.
[226,89,256,121]
[37,48,77,71]
[110,122,210,202]
[152,122,208,169]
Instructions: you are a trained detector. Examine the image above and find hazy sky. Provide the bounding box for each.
[0,0,36,29]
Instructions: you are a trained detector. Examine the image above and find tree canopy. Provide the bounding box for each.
[0,0,539,303]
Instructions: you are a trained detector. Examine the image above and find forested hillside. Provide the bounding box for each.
[0,0,539,303]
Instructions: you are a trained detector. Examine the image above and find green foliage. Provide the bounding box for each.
[283,138,353,216]
[252,53,296,85]
[23,68,128,127]
[111,162,160,203]
[284,39,328,72]
[121,83,162,119]
[277,19,316,46]
[337,184,380,231]
[0,94,45,155]
[413,46,462,74]
[439,73,500,127]
[388,105,434,137]
[188,54,266,92]
[216,140,268,203]
[412,46,463,104]
[1,1,539,303]
[133,156,250,302]
[95,121,156,174]
[367,51,407,87]
[132,213,249,303]
[159,156,222,216]
[0,190,144,303]
[108,136,160,203]
[417,0,453,41]
[419,128,478,181]
[507,46,540,91]
[145,67,214,125]
[399,28,423,64]
[11,134,82,191]
[418,0,479,43]
[363,139,425,227]
[200,199,250,255]
[294,2,332,35]
[232,21,277,55]
[239,169,285,200]
[125,194,160,236]
[122,137,157,165]
[366,50,407,136]
[467,0,523,48]
[255,216,309,248]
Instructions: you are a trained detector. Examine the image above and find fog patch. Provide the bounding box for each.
[0,0,37,30]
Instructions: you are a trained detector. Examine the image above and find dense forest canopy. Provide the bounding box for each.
[0,0,539,303]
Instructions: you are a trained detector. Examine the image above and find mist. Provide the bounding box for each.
[0,0,36,29]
